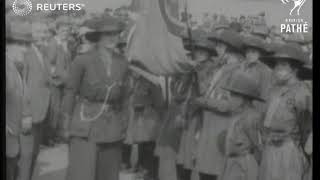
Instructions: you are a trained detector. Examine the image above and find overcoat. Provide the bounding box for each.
[6,59,24,157]
[23,45,51,124]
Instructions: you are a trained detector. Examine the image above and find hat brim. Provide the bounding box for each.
[259,56,304,69]
[243,45,273,56]
[222,87,266,102]
[208,38,243,55]
[298,65,313,80]
[184,44,217,57]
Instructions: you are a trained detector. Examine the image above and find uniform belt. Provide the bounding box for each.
[227,149,252,158]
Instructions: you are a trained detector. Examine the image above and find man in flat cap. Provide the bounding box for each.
[259,43,312,180]
[18,22,52,180]
[44,16,73,145]
[63,15,130,180]
[6,22,32,180]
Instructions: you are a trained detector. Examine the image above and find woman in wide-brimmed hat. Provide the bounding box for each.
[219,71,265,180]
[258,43,312,180]
[235,34,274,112]
[64,15,129,180]
[208,29,244,66]
[189,29,245,180]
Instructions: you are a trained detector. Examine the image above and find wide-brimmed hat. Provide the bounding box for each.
[222,71,265,102]
[213,15,230,31]
[285,33,305,44]
[208,30,243,54]
[182,29,217,56]
[82,15,125,35]
[242,35,273,55]
[303,33,312,44]
[260,43,307,68]
[230,22,242,32]
[298,61,312,80]
[7,21,33,42]
[251,25,269,38]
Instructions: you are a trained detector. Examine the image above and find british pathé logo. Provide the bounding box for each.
[280,0,306,16]
[280,18,309,33]
[12,0,85,16]
[12,0,32,16]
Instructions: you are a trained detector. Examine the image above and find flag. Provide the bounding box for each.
[127,0,194,76]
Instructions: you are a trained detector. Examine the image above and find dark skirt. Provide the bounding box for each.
[66,138,122,180]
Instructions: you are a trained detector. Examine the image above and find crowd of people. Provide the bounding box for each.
[6,5,312,180]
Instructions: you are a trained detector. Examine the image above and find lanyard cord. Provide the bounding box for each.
[80,83,116,122]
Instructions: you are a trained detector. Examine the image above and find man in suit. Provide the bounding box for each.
[18,22,52,180]
[44,17,72,144]
[6,22,32,180]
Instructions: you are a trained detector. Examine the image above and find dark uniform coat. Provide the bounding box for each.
[64,48,130,143]
[63,48,130,180]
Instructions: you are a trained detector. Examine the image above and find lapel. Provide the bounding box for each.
[31,44,50,74]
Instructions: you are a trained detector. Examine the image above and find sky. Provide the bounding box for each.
[79,0,312,26]
[7,0,312,26]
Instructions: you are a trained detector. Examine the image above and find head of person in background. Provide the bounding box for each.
[55,17,72,42]
[241,35,273,64]
[212,15,230,34]
[285,33,312,61]
[6,21,33,75]
[251,25,269,42]
[183,30,218,68]
[269,26,285,44]
[260,43,307,86]
[81,16,125,53]
[239,15,246,26]
[208,29,244,64]
[32,22,50,47]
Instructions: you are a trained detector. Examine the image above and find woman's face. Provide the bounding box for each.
[215,42,227,57]
[194,49,210,63]
[245,48,261,63]
[274,61,296,85]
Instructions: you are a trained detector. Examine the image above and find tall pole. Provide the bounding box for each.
[184,0,202,128]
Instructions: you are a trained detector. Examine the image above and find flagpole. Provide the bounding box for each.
[184,0,203,130]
